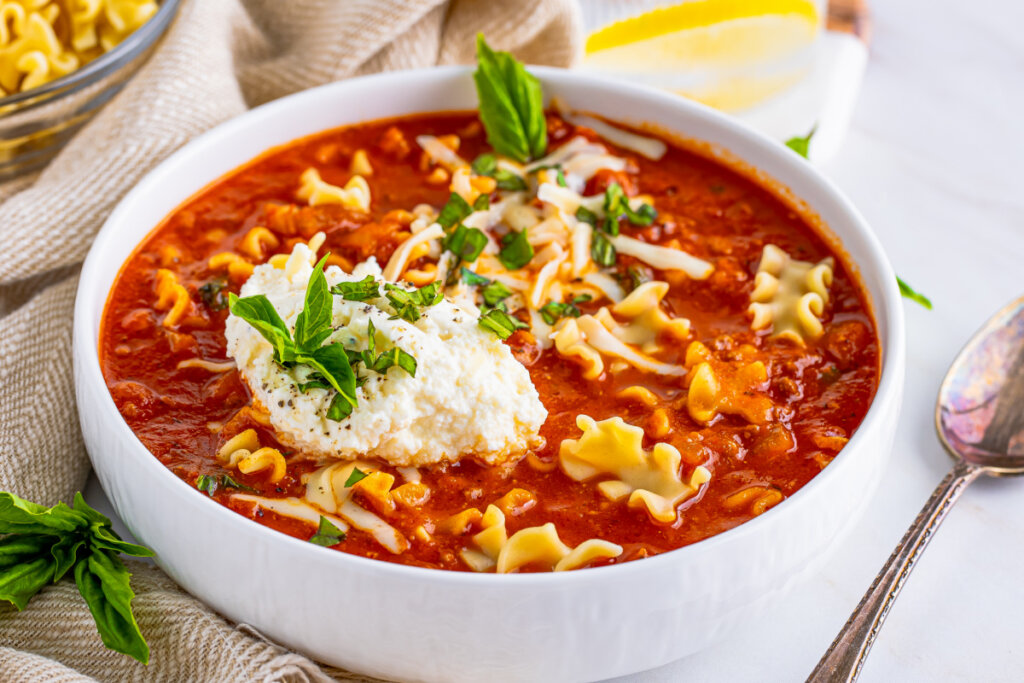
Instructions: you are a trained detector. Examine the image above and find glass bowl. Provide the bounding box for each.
[0,0,182,180]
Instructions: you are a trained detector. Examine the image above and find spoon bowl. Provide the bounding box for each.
[810,293,1024,682]
[937,294,1024,473]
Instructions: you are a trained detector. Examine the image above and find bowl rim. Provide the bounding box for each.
[0,0,182,111]
[76,64,906,587]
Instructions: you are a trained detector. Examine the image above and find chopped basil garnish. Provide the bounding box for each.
[308,515,346,547]
[591,230,616,267]
[896,276,932,310]
[478,307,528,340]
[498,229,534,270]
[330,274,380,301]
[196,474,217,497]
[785,126,815,159]
[473,35,547,163]
[437,192,474,230]
[472,153,528,191]
[220,474,258,493]
[481,281,513,308]
[556,168,568,187]
[461,267,491,286]
[621,264,652,291]
[442,224,488,262]
[471,153,497,176]
[604,182,656,228]
[473,194,490,211]
[539,295,592,325]
[230,256,358,421]
[345,468,369,487]
[198,278,228,310]
[575,205,598,227]
[384,282,443,323]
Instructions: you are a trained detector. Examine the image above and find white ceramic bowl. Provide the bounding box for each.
[74,66,905,683]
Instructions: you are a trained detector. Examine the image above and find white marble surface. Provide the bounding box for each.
[85,0,1024,680]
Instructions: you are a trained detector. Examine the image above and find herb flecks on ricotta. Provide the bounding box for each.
[225,242,547,467]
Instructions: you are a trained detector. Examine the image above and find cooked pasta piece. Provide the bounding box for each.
[296,168,371,211]
[748,244,834,343]
[683,341,773,425]
[559,415,711,523]
[457,504,622,573]
[153,269,190,328]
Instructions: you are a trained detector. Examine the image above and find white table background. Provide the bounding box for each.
[86,1,1024,680]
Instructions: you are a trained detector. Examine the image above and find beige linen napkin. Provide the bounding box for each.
[0,0,581,680]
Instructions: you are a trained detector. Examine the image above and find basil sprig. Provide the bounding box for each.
[473,34,547,163]
[230,256,358,420]
[0,491,154,663]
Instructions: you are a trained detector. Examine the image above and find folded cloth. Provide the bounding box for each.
[0,0,581,680]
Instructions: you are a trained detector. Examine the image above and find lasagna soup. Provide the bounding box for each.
[100,45,879,574]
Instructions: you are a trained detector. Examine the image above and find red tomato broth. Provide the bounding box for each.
[99,111,879,572]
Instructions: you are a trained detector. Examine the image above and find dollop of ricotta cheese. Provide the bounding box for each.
[225,243,547,467]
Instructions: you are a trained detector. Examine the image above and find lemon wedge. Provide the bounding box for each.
[582,0,821,110]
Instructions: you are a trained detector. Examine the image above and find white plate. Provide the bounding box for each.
[73,66,905,683]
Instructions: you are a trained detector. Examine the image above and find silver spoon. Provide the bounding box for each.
[808,294,1024,682]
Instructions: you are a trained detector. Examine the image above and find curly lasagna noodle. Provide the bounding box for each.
[100,47,879,573]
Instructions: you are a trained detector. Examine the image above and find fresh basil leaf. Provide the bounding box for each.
[304,343,358,420]
[461,267,491,286]
[442,225,488,263]
[437,192,474,230]
[326,392,354,421]
[309,515,346,547]
[294,255,333,352]
[75,550,149,664]
[785,127,815,159]
[0,551,55,610]
[498,229,534,270]
[471,153,497,176]
[0,534,52,569]
[50,535,86,581]
[897,276,932,310]
[298,379,330,393]
[539,300,587,325]
[555,168,568,188]
[228,293,295,363]
[344,468,368,487]
[478,308,528,340]
[481,281,512,308]
[473,194,490,211]
[87,526,153,560]
[591,231,616,267]
[198,278,228,311]
[0,492,81,535]
[330,274,380,302]
[473,34,547,162]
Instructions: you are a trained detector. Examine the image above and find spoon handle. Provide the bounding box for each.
[806,459,983,683]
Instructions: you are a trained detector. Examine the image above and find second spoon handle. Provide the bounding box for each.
[806,459,983,683]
